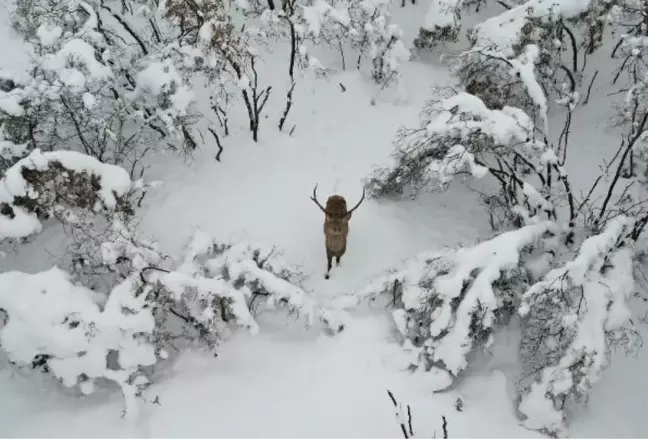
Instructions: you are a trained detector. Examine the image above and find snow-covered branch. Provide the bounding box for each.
[0,149,133,240]
[0,267,158,421]
[351,221,558,389]
[10,0,198,171]
[366,89,553,226]
[517,215,639,435]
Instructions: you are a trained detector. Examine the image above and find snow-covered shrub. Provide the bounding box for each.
[411,0,482,51]
[0,70,30,172]
[0,266,158,420]
[364,0,648,432]
[367,87,561,232]
[517,216,640,435]
[264,0,410,87]
[158,231,345,335]
[353,221,557,389]
[342,0,411,87]
[164,0,272,142]
[10,0,198,173]
[1,219,343,419]
[0,148,133,241]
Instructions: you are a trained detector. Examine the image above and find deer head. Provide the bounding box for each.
[310,184,365,228]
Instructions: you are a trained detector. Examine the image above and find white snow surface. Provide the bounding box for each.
[1,2,648,437]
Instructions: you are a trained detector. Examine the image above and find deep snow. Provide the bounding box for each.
[1,0,648,438]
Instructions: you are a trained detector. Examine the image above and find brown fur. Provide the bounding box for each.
[310,185,365,279]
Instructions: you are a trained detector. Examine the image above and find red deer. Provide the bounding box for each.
[310,184,365,279]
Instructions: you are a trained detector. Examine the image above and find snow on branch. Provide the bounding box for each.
[121,231,344,342]
[0,267,157,420]
[367,89,540,198]
[517,215,637,435]
[0,219,345,419]
[127,58,195,131]
[414,0,465,50]
[469,0,595,56]
[156,231,345,335]
[0,149,133,240]
[351,221,558,388]
[474,45,549,134]
[0,70,28,118]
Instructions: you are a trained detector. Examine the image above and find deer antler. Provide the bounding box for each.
[310,184,330,214]
[347,187,366,215]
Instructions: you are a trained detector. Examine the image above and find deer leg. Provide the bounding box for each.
[336,245,346,266]
[325,248,333,279]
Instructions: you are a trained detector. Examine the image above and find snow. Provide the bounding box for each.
[523,181,552,212]
[0,267,157,420]
[0,315,541,438]
[471,0,594,54]
[424,0,460,30]
[518,216,637,434]
[0,149,132,239]
[428,92,535,146]
[508,45,548,134]
[302,0,335,36]
[1,1,648,437]
[43,39,113,81]
[131,60,193,115]
[36,24,63,47]
[0,86,25,116]
[429,144,490,183]
[82,92,96,109]
[0,139,27,159]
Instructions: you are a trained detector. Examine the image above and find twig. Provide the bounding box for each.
[442,415,448,439]
[598,112,648,224]
[139,265,171,284]
[583,70,599,105]
[561,21,578,74]
[386,389,413,439]
[208,127,225,162]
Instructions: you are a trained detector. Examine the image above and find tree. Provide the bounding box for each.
[517,216,640,436]
[363,3,648,428]
[164,0,272,143]
[8,0,199,176]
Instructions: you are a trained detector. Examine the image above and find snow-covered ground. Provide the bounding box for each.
[1,1,648,438]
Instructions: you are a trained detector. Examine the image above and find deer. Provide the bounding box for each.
[310,184,366,279]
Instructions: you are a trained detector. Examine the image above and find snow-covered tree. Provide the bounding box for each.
[353,221,558,389]
[0,70,31,175]
[334,0,411,88]
[163,0,273,143]
[366,85,564,233]
[0,148,133,241]
[363,2,648,431]
[0,265,159,421]
[517,216,640,435]
[9,0,198,175]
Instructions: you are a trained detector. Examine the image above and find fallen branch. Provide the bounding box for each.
[386,389,414,438]
[208,127,225,162]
